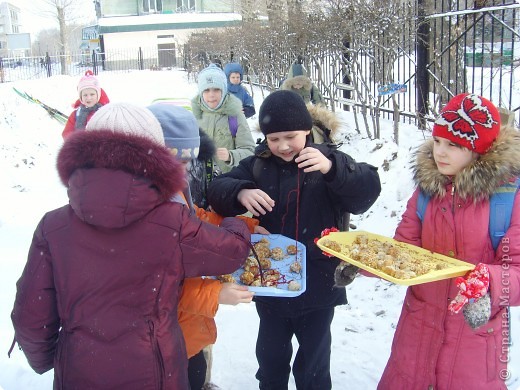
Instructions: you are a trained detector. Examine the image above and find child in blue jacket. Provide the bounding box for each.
[224,62,256,118]
[207,90,381,390]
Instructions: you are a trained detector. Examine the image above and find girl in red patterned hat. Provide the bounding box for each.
[378,93,520,389]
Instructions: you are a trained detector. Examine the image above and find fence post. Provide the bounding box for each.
[92,50,98,75]
[138,47,144,70]
[341,38,352,112]
[416,0,429,129]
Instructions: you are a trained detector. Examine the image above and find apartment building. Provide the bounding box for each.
[96,0,242,67]
[0,2,22,57]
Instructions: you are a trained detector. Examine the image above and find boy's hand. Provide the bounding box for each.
[216,147,230,162]
[254,225,270,235]
[237,189,275,216]
[295,147,332,174]
[218,283,254,305]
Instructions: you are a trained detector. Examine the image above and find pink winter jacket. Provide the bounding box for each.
[379,127,520,390]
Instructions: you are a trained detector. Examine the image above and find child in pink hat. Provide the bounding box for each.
[62,70,110,139]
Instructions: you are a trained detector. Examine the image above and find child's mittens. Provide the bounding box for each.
[448,263,491,328]
[462,293,491,329]
[334,263,359,287]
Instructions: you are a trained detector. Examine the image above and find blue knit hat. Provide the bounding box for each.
[147,103,200,161]
[198,64,228,96]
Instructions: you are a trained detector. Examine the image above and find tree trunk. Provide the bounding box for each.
[392,94,399,146]
[241,0,256,22]
[57,6,68,75]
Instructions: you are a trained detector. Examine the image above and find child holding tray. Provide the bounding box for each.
[378,94,520,389]
[147,102,264,390]
[207,90,381,390]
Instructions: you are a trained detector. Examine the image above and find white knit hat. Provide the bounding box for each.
[85,103,165,146]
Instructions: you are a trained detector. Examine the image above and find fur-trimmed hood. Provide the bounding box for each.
[413,126,520,199]
[281,75,312,92]
[307,103,341,142]
[57,130,185,227]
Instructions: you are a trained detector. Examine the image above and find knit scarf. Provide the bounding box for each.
[75,103,102,130]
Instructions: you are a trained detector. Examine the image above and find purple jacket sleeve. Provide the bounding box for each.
[11,218,59,374]
[179,213,251,278]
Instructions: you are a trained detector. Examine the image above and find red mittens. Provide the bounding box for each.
[448,263,490,314]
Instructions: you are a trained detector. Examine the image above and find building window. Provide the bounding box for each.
[143,0,162,13]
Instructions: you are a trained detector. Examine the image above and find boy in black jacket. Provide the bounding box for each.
[207,90,381,390]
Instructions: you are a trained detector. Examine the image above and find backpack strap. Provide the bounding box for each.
[228,116,238,138]
[416,179,519,249]
[489,177,520,250]
[416,190,430,222]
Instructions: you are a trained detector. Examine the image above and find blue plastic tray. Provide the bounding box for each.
[233,234,306,297]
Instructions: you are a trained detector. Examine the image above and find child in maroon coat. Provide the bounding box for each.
[11,103,251,389]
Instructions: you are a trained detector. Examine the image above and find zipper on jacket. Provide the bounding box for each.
[450,185,455,215]
[148,320,165,390]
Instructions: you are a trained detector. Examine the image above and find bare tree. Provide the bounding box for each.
[38,0,85,75]
[184,0,417,142]
[241,0,257,22]
[32,28,61,55]
[266,0,286,26]
[317,0,415,141]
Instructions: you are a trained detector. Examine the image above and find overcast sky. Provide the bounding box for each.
[16,0,97,34]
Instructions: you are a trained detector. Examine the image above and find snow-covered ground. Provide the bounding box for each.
[0,69,518,389]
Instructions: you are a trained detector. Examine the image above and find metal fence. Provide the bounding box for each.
[1,1,519,127]
[420,0,520,126]
[301,0,520,126]
[0,47,182,82]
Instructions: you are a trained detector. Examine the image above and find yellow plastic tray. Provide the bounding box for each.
[316,231,475,286]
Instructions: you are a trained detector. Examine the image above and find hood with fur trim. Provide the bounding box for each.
[281,75,312,92]
[57,131,185,227]
[307,103,341,142]
[413,126,520,200]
